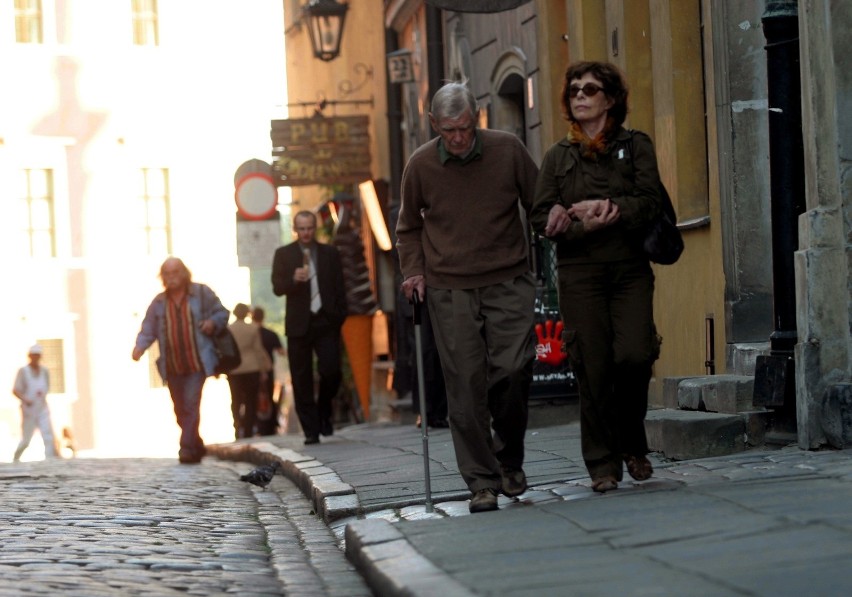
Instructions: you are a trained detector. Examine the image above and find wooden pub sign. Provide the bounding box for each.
[271,115,371,187]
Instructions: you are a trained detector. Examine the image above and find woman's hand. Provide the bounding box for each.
[568,199,620,232]
[544,204,572,236]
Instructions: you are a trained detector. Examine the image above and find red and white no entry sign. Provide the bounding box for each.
[235,172,278,220]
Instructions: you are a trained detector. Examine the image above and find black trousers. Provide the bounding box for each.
[255,369,279,436]
[287,313,342,439]
[557,259,658,481]
[227,371,260,440]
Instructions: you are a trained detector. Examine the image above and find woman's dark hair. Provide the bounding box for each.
[561,61,629,127]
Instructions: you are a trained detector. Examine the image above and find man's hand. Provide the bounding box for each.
[198,319,216,335]
[401,275,425,302]
[293,266,310,283]
[131,347,144,361]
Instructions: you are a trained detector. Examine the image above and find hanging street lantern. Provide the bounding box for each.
[303,0,348,62]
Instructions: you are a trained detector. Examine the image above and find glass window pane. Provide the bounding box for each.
[28,170,50,197]
[146,198,168,226]
[31,231,53,257]
[15,0,42,44]
[132,0,159,46]
[146,170,167,196]
[30,198,52,227]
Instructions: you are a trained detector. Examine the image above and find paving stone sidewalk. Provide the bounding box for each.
[209,421,852,597]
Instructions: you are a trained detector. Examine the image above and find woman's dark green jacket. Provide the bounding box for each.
[530,127,664,264]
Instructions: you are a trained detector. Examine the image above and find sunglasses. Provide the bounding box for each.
[568,83,604,98]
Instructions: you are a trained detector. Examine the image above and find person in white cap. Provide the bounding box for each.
[12,344,59,461]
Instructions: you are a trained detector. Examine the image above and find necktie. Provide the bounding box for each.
[304,248,321,313]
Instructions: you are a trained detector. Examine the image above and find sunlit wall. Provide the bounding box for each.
[0,1,287,459]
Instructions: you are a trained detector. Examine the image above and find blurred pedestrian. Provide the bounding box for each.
[251,306,285,436]
[12,344,59,462]
[396,81,539,513]
[226,303,272,439]
[132,257,229,464]
[272,210,348,445]
[530,61,662,492]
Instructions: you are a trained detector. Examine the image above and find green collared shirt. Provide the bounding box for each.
[437,132,483,165]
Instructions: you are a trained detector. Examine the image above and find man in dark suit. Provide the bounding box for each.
[272,210,348,444]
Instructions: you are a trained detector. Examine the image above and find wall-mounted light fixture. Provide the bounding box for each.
[303,0,349,62]
[358,180,392,251]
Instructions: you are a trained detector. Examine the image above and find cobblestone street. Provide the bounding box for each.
[0,458,369,596]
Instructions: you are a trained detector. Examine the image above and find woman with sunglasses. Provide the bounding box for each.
[530,61,664,493]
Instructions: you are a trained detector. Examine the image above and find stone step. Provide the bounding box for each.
[667,374,756,414]
[645,408,749,460]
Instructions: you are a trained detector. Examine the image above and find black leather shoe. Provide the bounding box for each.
[320,420,334,437]
[304,435,320,445]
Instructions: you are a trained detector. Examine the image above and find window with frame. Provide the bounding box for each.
[137,168,171,255]
[15,0,42,44]
[16,169,56,257]
[35,339,65,393]
[132,0,159,46]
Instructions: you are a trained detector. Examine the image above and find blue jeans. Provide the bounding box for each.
[167,371,206,459]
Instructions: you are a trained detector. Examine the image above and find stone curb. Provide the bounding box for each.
[206,442,360,523]
[208,440,469,596]
[344,518,475,597]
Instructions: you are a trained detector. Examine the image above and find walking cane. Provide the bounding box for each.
[412,291,434,512]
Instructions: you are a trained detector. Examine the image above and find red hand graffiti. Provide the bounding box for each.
[535,319,566,366]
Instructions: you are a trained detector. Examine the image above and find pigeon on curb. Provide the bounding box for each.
[239,462,282,490]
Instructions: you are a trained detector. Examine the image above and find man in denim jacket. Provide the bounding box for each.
[132,257,229,463]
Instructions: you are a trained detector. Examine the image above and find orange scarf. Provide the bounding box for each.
[566,117,616,160]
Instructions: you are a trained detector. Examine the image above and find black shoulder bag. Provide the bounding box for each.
[200,286,241,375]
[627,131,684,265]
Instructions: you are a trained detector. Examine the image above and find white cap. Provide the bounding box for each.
[28,344,43,355]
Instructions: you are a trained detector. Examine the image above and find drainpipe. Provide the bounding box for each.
[425,4,445,138]
[385,28,404,206]
[753,0,806,415]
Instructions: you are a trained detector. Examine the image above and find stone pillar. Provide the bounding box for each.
[794,0,852,448]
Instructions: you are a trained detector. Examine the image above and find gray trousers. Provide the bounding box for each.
[427,273,536,493]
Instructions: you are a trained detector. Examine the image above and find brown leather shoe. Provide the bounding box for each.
[624,454,653,481]
[591,476,618,493]
[469,488,499,513]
